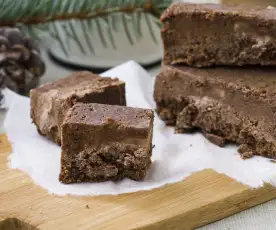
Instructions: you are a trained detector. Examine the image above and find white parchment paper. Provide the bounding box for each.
[4,61,276,196]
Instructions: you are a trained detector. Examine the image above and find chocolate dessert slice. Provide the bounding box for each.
[154,65,276,158]
[30,72,126,145]
[161,3,276,67]
[59,103,154,184]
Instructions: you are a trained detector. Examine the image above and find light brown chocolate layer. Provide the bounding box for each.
[154,65,276,158]
[161,3,276,67]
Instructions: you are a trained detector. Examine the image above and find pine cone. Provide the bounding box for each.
[0,27,45,97]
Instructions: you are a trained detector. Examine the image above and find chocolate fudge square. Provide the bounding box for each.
[161,3,276,67]
[30,72,125,145]
[154,65,276,159]
[59,103,154,183]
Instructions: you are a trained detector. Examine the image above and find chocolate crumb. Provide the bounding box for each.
[175,124,194,134]
[86,205,89,209]
[270,159,276,163]
[238,144,251,154]
[152,144,156,149]
[203,132,226,147]
[238,144,254,159]
[240,151,254,160]
[176,128,192,134]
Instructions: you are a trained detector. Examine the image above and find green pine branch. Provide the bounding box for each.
[0,0,172,55]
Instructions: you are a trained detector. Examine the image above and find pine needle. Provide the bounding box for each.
[0,0,172,55]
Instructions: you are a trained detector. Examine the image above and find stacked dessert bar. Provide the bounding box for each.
[31,72,154,184]
[154,3,276,159]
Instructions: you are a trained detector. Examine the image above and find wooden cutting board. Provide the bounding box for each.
[1,134,276,230]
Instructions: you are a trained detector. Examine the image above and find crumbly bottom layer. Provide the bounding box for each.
[59,143,152,184]
[156,96,276,159]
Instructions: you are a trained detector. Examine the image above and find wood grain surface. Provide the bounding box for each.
[1,134,276,230]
